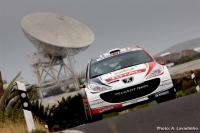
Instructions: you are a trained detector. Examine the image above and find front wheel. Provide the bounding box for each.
[89,113,103,122]
[84,106,102,123]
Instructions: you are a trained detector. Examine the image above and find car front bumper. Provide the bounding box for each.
[90,86,176,115]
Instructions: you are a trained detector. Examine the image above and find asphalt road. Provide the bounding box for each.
[60,92,200,133]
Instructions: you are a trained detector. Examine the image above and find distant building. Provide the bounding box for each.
[166,63,174,68]
[194,47,200,52]
[159,52,171,57]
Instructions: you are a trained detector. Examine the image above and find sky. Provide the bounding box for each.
[0,0,200,84]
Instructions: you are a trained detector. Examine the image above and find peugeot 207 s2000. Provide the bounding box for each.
[80,46,176,121]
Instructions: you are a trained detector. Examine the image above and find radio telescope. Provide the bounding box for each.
[21,12,94,89]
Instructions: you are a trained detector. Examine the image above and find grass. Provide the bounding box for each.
[0,118,49,133]
[103,112,118,119]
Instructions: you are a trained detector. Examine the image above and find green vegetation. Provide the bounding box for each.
[31,94,86,132]
[103,112,118,119]
[69,88,76,92]
[43,86,64,98]
[0,72,23,121]
[173,69,200,97]
[0,71,3,99]
[176,86,197,97]
[0,72,48,133]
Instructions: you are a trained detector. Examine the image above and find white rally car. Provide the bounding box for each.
[80,46,176,121]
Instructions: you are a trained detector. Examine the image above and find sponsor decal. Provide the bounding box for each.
[159,82,173,86]
[122,77,133,83]
[99,107,114,113]
[115,84,148,96]
[130,99,138,104]
[106,68,146,82]
[114,68,134,75]
[155,91,169,97]
[91,101,104,106]
[92,104,122,115]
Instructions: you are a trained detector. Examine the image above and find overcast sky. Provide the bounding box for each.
[0,0,200,84]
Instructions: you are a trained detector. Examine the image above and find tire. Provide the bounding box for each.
[156,93,177,103]
[89,113,103,122]
[84,105,102,123]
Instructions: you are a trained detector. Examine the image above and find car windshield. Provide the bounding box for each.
[89,50,152,78]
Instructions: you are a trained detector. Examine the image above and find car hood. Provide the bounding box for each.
[90,62,157,90]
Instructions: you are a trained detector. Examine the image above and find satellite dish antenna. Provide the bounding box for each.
[21,12,94,91]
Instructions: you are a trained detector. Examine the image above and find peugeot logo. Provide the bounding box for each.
[122,77,133,83]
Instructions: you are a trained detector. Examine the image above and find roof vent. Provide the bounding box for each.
[109,48,121,54]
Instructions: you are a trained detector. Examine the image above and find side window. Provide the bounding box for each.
[85,63,89,82]
[140,51,152,62]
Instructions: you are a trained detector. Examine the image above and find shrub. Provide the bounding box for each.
[44,87,64,97]
[69,88,76,92]
[181,79,193,90]
[177,86,197,97]
[0,72,24,121]
[173,69,200,97]
[31,94,86,132]
[103,112,118,119]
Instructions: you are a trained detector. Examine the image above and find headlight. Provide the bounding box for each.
[146,65,163,79]
[89,83,112,92]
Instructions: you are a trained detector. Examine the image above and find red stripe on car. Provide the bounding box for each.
[145,62,157,77]
[82,96,92,116]
[92,104,122,115]
[82,96,87,99]
[158,71,164,76]
[106,68,146,82]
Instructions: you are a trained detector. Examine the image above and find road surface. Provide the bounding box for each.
[59,92,200,133]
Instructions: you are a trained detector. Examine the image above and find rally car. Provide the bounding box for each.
[80,46,176,121]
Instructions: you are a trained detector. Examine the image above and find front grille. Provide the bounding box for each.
[100,78,160,103]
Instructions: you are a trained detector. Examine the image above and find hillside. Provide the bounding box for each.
[155,49,199,63]
[154,38,200,57]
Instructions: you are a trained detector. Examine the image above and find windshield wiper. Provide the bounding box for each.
[91,74,104,78]
[118,63,141,70]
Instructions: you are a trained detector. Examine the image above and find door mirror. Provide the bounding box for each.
[160,62,165,65]
[79,84,85,89]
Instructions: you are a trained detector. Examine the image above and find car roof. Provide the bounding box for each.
[91,46,143,62]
